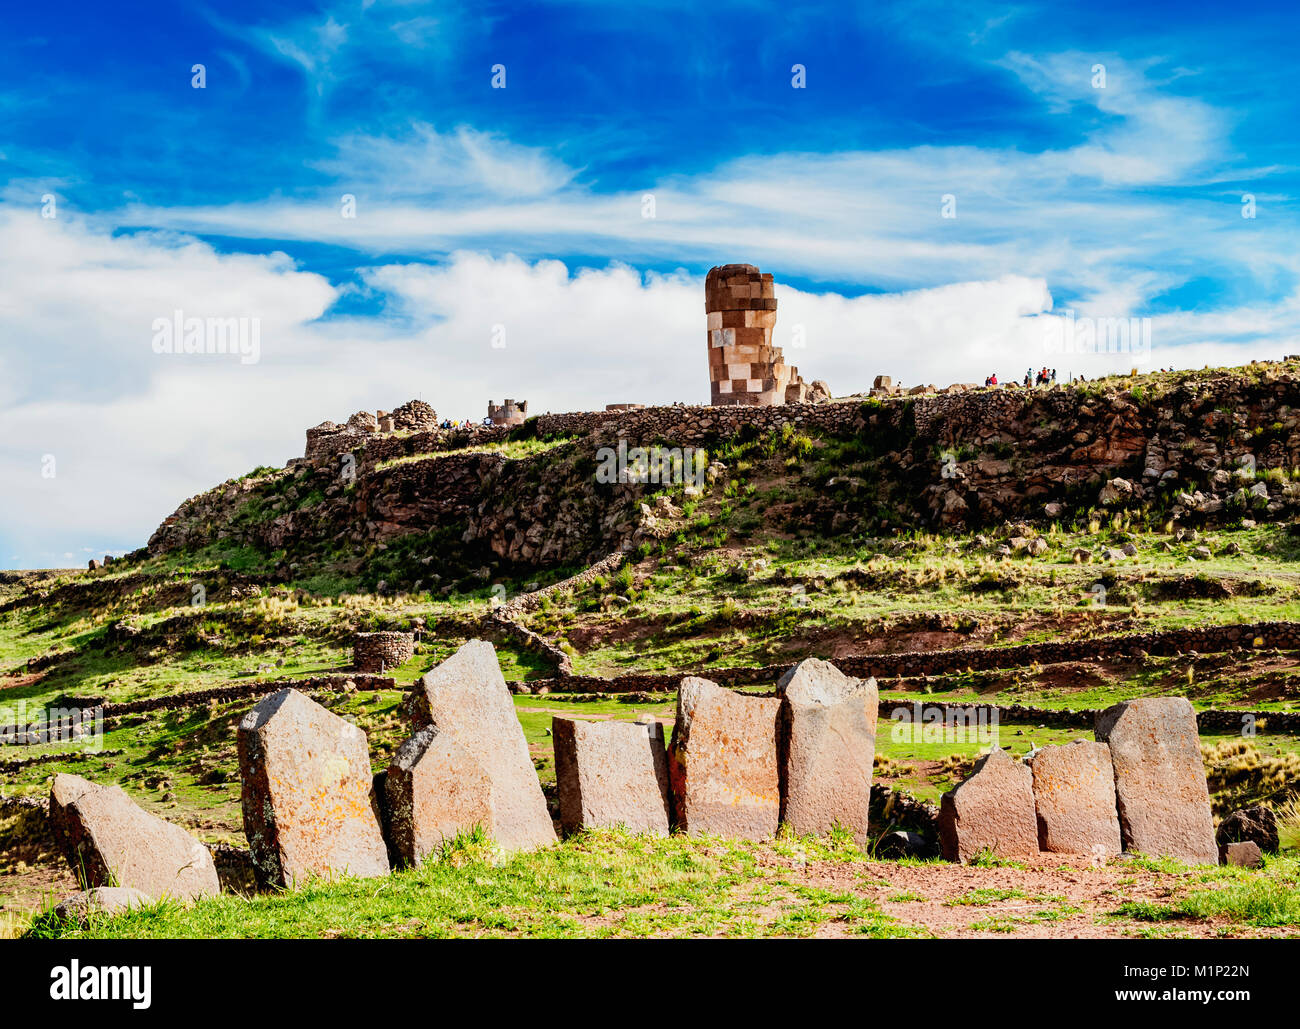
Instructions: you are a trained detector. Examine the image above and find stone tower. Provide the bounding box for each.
[705,263,810,405]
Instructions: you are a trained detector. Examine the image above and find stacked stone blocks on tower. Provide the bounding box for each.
[705,264,811,406]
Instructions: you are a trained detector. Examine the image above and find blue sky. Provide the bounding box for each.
[3,0,1300,567]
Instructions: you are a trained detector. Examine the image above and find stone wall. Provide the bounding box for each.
[353,631,415,673]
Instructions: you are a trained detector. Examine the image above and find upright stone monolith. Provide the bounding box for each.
[938,748,1039,863]
[667,676,780,840]
[49,773,220,901]
[384,725,493,865]
[777,659,877,843]
[1094,697,1217,864]
[237,688,390,887]
[402,640,556,850]
[1030,740,1122,856]
[553,717,672,836]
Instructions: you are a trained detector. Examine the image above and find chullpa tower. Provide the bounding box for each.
[704,264,809,405]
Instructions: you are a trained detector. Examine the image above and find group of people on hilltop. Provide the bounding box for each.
[982,367,1057,388]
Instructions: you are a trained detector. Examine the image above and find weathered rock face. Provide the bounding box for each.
[54,886,152,926]
[1095,697,1218,864]
[938,748,1039,863]
[237,688,390,887]
[1216,805,1279,853]
[552,717,672,836]
[48,773,220,901]
[776,659,878,843]
[667,676,780,840]
[384,726,493,866]
[404,640,556,850]
[1029,740,1122,856]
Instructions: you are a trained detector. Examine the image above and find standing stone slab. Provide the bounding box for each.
[777,659,878,843]
[1030,740,1122,856]
[385,726,493,865]
[553,717,671,836]
[48,773,219,901]
[1095,697,1217,864]
[667,676,780,840]
[404,640,556,850]
[938,748,1039,863]
[238,688,390,887]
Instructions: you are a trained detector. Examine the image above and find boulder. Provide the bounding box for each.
[237,688,390,887]
[1095,697,1217,864]
[938,749,1038,863]
[553,717,672,836]
[1030,741,1121,856]
[1220,841,1264,868]
[384,725,493,865]
[48,773,219,901]
[667,676,780,840]
[1216,805,1279,853]
[53,886,152,926]
[403,640,556,850]
[776,659,877,843]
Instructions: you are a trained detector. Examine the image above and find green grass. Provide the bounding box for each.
[23,828,924,940]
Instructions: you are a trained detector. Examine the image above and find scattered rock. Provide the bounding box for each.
[53,886,152,926]
[1216,805,1279,854]
[1219,840,1263,868]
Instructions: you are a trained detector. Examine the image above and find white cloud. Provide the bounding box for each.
[3,185,1299,566]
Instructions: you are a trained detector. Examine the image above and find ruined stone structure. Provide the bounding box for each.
[304,399,438,462]
[487,399,528,427]
[353,631,415,673]
[705,263,815,406]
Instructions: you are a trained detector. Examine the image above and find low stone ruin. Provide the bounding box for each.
[352,630,415,673]
[940,696,1219,864]
[303,398,438,461]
